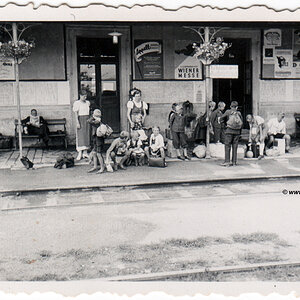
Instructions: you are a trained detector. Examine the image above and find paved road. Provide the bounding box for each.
[1,179,300,280]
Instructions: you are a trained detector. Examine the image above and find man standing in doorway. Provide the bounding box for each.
[219,101,243,167]
[266,112,291,153]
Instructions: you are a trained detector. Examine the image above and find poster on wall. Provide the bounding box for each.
[174,40,202,80]
[263,46,275,64]
[134,40,163,79]
[263,29,282,47]
[0,58,15,80]
[274,49,293,78]
[293,29,300,61]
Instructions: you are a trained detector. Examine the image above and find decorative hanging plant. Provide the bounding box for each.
[192,37,230,65]
[0,39,35,61]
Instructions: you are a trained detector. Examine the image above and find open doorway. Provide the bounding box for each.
[77,37,120,132]
[213,38,252,122]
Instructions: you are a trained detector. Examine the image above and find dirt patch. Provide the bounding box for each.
[0,232,292,281]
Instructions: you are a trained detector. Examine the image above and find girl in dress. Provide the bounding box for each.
[73,90,90,161]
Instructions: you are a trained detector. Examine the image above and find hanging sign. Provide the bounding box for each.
[210,65,239,79]
[134,40,163,79]
[0,58,15,80]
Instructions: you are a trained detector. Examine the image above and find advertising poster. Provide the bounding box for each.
[174,40,202,80]
[0,58,15,80]
[134,40,163,79]
[274,49,293,78]
[263,46,275,64]
[293,29,300,62]
[263,29,282,47]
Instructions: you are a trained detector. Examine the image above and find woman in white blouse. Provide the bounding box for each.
[73,90,90,160]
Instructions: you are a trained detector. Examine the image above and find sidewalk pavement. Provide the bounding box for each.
[1,144,300,193]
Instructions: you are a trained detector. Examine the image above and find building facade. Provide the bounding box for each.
[0,22,299,144]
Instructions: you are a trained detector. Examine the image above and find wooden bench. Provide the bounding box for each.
[15,118,68,149]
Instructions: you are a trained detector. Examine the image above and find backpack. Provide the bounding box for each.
[20,156,34,169]
[227,111,243,130]
[96,123,113,137]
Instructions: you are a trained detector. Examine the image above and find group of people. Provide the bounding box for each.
[72,88,166,174]
[205,100,291,166]
[21,88,292,172]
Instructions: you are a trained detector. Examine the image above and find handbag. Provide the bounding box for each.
[20,156,34,169]
[148,156,166,168]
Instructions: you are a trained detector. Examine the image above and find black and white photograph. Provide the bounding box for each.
[1,0,300,297]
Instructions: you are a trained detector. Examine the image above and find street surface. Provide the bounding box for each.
[1,178,300,280]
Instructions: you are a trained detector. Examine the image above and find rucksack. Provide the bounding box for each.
[96,123,113,137]
[227,111,243,130]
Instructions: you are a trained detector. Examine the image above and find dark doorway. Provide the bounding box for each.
[213,38,252,122]
[77,37,120,132]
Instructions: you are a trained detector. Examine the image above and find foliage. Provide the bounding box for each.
[0,39,35,62]
[192,37,230,65]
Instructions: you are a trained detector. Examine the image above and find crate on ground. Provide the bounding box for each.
[14,118,68,149]
[274,138,285,155]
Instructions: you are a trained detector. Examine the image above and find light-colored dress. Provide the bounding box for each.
[73,100,90,151]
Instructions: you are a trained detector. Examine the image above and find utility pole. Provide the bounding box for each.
[12,22,23,158]
[204,27,211,158]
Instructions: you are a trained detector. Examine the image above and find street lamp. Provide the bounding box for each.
[184,26,230,158]
[0,23,35,160]
[108,30,122,44]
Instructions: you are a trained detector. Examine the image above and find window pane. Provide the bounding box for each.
[101,64,116,93]
[79,64,96,97]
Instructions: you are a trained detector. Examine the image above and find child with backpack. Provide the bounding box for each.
[87,110,113,174]
[219,101,243,167]
[169,104,191,160]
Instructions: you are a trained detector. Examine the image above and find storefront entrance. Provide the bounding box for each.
[213,38,252,121]
[77,37,120,132]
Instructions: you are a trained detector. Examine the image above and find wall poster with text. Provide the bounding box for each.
[134,40,163,80]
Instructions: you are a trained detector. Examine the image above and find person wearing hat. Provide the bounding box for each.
[266,112,291,152]
[105,131,130,172]
[127,88,148,130]
[73,90,90,160]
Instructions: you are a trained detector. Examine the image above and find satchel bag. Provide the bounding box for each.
[148,157,166,168]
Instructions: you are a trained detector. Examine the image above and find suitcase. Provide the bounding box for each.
[148,157,166,168]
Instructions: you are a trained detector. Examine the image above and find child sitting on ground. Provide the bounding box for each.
[105,131,130,172]
[145,126,165,162]
[127,131,145,166]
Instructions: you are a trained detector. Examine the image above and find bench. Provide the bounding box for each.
[15,118,68,149]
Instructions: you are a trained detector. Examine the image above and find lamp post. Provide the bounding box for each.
[184,26,230,158]
[0,22,35,160]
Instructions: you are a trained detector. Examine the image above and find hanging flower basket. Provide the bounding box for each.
[0,40,35,61]
[192,37,230,65]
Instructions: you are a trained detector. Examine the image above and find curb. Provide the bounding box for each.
[1,172,300,195]
[96,261,300,281]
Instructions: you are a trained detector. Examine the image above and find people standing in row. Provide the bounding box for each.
[73,90,90,161]
[219,101,243,167]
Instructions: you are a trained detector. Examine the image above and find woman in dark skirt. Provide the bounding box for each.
[73,90,90,160]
